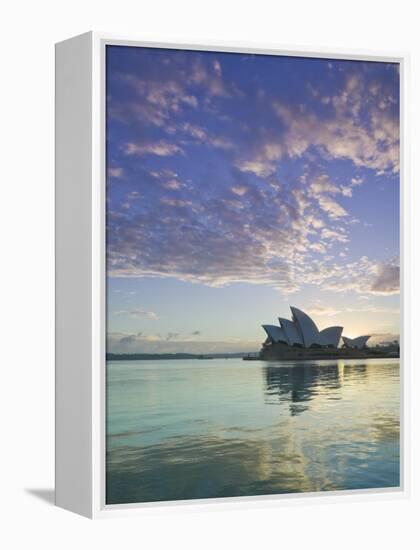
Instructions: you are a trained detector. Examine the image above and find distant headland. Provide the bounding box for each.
[106,352,248,361]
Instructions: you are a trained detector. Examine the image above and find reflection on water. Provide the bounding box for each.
[106,358,400,504]
[264,362,367,415]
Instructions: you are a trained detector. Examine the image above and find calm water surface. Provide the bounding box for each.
[106,358,400,504]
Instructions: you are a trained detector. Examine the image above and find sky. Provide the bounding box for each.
[106,46,400,354]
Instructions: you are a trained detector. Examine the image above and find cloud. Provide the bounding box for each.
[108,167,124,178]
[306,305,341,317]
[231,185,249,196]
[178,122,234,150]
[180,122,208,141]
[345,305,399,314]
[124,141,183,157]
[160,197,192,208]
[108,52,236,146]
[213,60,222,77]
[319,257,400,296]
[341,186,352,197]
[306,303,399,318]
[115,308,159,320]
[162,179,182,190]
[272,88,399,174]
[317,195,348,218]
[107,188,399,298]
[234,72,399,177]
[308,242,327,254]
[118,334,137,345]
[106,175,319,292]
[150,169,178,179]
[107,157,397,297]
[188,57,228,97]
[208,135,234,150]
[310,175,341,196]
[321,228,348,242]
[236,159,275,177]
[111,75,198,129]
[370,260,400,295]
[131,79,198,113]
[307,175,349,218]
[106,53,399,300]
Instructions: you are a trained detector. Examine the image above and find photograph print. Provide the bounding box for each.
[105,45,400,505]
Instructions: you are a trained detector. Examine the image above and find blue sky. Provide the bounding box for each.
[106,46,399,354]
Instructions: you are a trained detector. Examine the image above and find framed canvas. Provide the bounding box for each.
[55,32,410,518]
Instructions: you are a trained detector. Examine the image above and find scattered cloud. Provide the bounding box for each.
[177,122,234,150]
[213,60,222,77]
[370,260,400,295]
[308,242,327,254]
[317,195,348,218]
[110,76,198,129]
[320,227,348,243]
[208,135,234,150]
[188,57,229,97]
[318,257,400,296]
[231,185,249,196]
[108,167,124,178]
[124,141,183,157]
[306,303,399,318]
[118,334,138,345]
[309,174,340,196]
[351,176,364,186]
[273,90,399,174]
[114,308,159,320]
[306,305,341,317]
[150,169,178,179]
[162,179,182,190]
[234,73,399,177]
[106,50,399,306]
[236,159,275,177]
[160,197,192,208]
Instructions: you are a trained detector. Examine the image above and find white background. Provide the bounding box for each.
[1,0,419,548]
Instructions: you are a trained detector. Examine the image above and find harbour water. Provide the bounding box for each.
[106,358,400,504]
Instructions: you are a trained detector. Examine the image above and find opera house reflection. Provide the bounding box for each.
[264,361,369,416]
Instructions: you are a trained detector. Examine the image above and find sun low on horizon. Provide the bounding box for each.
[105,46,400,355]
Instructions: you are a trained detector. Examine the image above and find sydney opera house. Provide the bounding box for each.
[259,306,374,360]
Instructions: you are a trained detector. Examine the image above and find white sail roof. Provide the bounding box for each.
[290,306,322,348]
[342,335,370,349]
[278,317,303,346]
[263,307,352,349]
[262,324,288,344]
[319,326,343,348]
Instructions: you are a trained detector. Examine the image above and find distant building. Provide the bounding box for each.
[262,306,370,350]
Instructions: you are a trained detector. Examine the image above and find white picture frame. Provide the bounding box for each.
[55,31,410,518]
